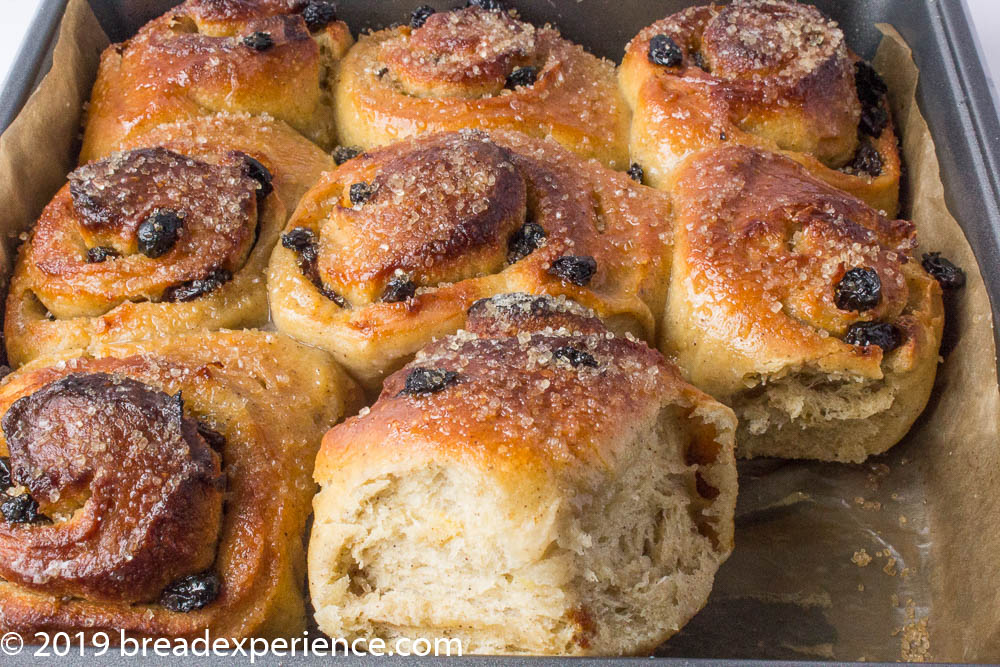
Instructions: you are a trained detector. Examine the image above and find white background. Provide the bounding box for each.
[0,1,997,114]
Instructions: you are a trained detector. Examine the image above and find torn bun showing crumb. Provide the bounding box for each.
[309,293,737,655]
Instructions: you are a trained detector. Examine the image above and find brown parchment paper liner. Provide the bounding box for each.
[0,3,996,661]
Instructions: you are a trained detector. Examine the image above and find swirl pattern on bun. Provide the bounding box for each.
[619,0,900,215]
[6,147,282,366]
[333,6,630,168]
[0,331,359,639]
[267,129,671,390]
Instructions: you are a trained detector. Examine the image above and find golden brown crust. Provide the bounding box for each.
[267,130,672,391]
[334,7,630,169]
[662,146,943,458]
[6,148,284,367]
[0,330,359,640]
[620,0,900,215]
[80,0,353,162]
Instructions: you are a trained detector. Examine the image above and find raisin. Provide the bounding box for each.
[240,156,273,204]
[854,61,888,107]
[859,102,888,138]
[834,267,881,311]
[162,268,232,302]
[922,252,966,290]
[242,31,274,51]
[0,457,10,491]
[86,246,119,263]
[692,51,709,72]
[844,321,902,352]
[349,182,375,206]
[553,346,598,368]
[466,0,506,11]
[401,368,458,396]
[1,493,50,524]
[627,163,644,183]
[382,275,417,302]
[410,4,435,28]
[648,34,682,67]
[332,145,361,165]
[281,228,349,307]
[506,66,538,89]
[302,1,337,31]
[137,209,184,259]
[548,255,597,286]
[281,226,316,253]
[849,142,883,177]
[507,221,546,263]
[160,572,221,612]
[196,422,227,452]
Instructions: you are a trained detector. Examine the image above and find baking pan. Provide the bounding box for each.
[0,0,998,662]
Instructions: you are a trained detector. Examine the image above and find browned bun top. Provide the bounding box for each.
[337,6,629,168]
[181,0,319,25]
[670,146,938,375]
[283,129,670,311]
[623,0,860,169]
[25,148,265,319]
[80,0,352,161]
[316,293,707,481]
[316,133,525,303]
[700,1,847,82]
[381,7,537,98]
[0,370,223,605]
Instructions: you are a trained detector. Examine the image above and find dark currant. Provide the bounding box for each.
[548,255,597,286]
[834,267,881,311]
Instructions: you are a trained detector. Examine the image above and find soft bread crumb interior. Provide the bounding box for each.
[311,405,731,655]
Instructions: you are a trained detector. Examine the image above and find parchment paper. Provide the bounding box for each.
[0,3,997,661]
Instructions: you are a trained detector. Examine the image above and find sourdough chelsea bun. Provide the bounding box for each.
[0,331,359,640]
[80,0,354,162]
[309,293,737,655]
[619,0,901,215]
[6,147,283,366]
[333,4,630,168]
[661,146,943,462]
[267,129,671,392]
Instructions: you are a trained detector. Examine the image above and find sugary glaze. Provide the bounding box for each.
[620,0,900,215]
[0,330,359,640]
[6,147,284,366]
[663,146,942,399]
[80,0,353,162]
[334,6,630,169]
[268,129,672,390]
